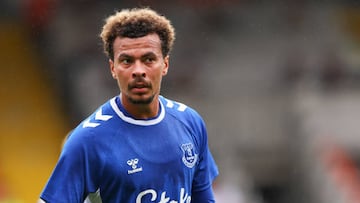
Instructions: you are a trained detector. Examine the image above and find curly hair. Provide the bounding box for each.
[100,8,176,60]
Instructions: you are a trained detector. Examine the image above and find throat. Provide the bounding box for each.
[120,94,160,119]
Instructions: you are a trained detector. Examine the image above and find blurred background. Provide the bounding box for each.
[1,0,360,202]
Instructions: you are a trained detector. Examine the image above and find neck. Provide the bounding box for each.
[120,94,160,119]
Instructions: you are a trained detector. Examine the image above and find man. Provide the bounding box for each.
[39,7,218,202]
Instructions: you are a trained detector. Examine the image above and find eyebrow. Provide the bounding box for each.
[141,52,157,58]
[116,52,158,60]
[117,53,132,59]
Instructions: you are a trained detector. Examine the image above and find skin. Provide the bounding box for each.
[109,33,169,119]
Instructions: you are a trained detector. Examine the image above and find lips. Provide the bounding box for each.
[130,83,149,89]
[132,84,147,88]
[129,81,151,93]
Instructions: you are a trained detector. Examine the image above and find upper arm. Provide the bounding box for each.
[191,185,216,203]
[190,112,219,193]
[40,130,101,203]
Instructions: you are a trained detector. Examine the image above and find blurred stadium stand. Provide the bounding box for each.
[1,0,360,202]
[0,23,67,201]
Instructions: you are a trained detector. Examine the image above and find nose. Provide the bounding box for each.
[132,61,146,78]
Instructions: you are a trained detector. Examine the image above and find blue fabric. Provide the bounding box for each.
[191,186,216,203]
[40,95,218,203]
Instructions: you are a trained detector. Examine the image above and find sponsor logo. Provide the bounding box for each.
[136,188,191,203]
[127,158,143,174]
[181,143,198,168]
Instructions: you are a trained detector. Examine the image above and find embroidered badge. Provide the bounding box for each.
[181,143,198,168]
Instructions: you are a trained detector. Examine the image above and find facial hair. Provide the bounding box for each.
[127,77,155,104]
[127,94,155,104]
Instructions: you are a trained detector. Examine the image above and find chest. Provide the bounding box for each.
[100,121,200,188]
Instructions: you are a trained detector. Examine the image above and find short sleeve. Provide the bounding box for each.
[40,130,101,203]
[192,118,219,193]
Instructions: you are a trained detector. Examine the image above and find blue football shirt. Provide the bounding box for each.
[40,95,218,203]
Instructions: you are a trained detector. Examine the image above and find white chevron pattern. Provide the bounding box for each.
[165,99,187,112]
[83,108,113,128]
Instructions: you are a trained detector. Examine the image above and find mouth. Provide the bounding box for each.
[132,86,147,93]
[129,82,151,94]
[132,84,147,88]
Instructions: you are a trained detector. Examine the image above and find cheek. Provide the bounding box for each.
[112,71,126,87]
[154,74,164,88]
[116,76,127,86]
[113,68,126,80]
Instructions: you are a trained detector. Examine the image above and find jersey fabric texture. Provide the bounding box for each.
[40,95,219,203]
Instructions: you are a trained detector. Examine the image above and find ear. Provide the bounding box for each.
[109,59,116,79]
[162,56,169,76]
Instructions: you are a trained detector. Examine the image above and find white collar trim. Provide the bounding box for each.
[110,96,165,126]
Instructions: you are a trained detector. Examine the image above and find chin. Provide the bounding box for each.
[128,95,155,105]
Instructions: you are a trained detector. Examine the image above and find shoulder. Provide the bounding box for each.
[80,99,116,129]
[66,98,117,146]
[160,96,206,129]
[160,96,210,155]
[161,96,202,118]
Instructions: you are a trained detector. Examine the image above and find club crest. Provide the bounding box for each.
[181,143,198,168]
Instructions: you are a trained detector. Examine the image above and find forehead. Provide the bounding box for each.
[113,33,162,57]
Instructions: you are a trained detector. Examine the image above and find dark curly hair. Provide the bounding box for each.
[100,8,175,60]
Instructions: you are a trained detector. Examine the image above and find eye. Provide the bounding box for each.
[121,58,132,65]
[144,57,156,64]
[117,54,134,66]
